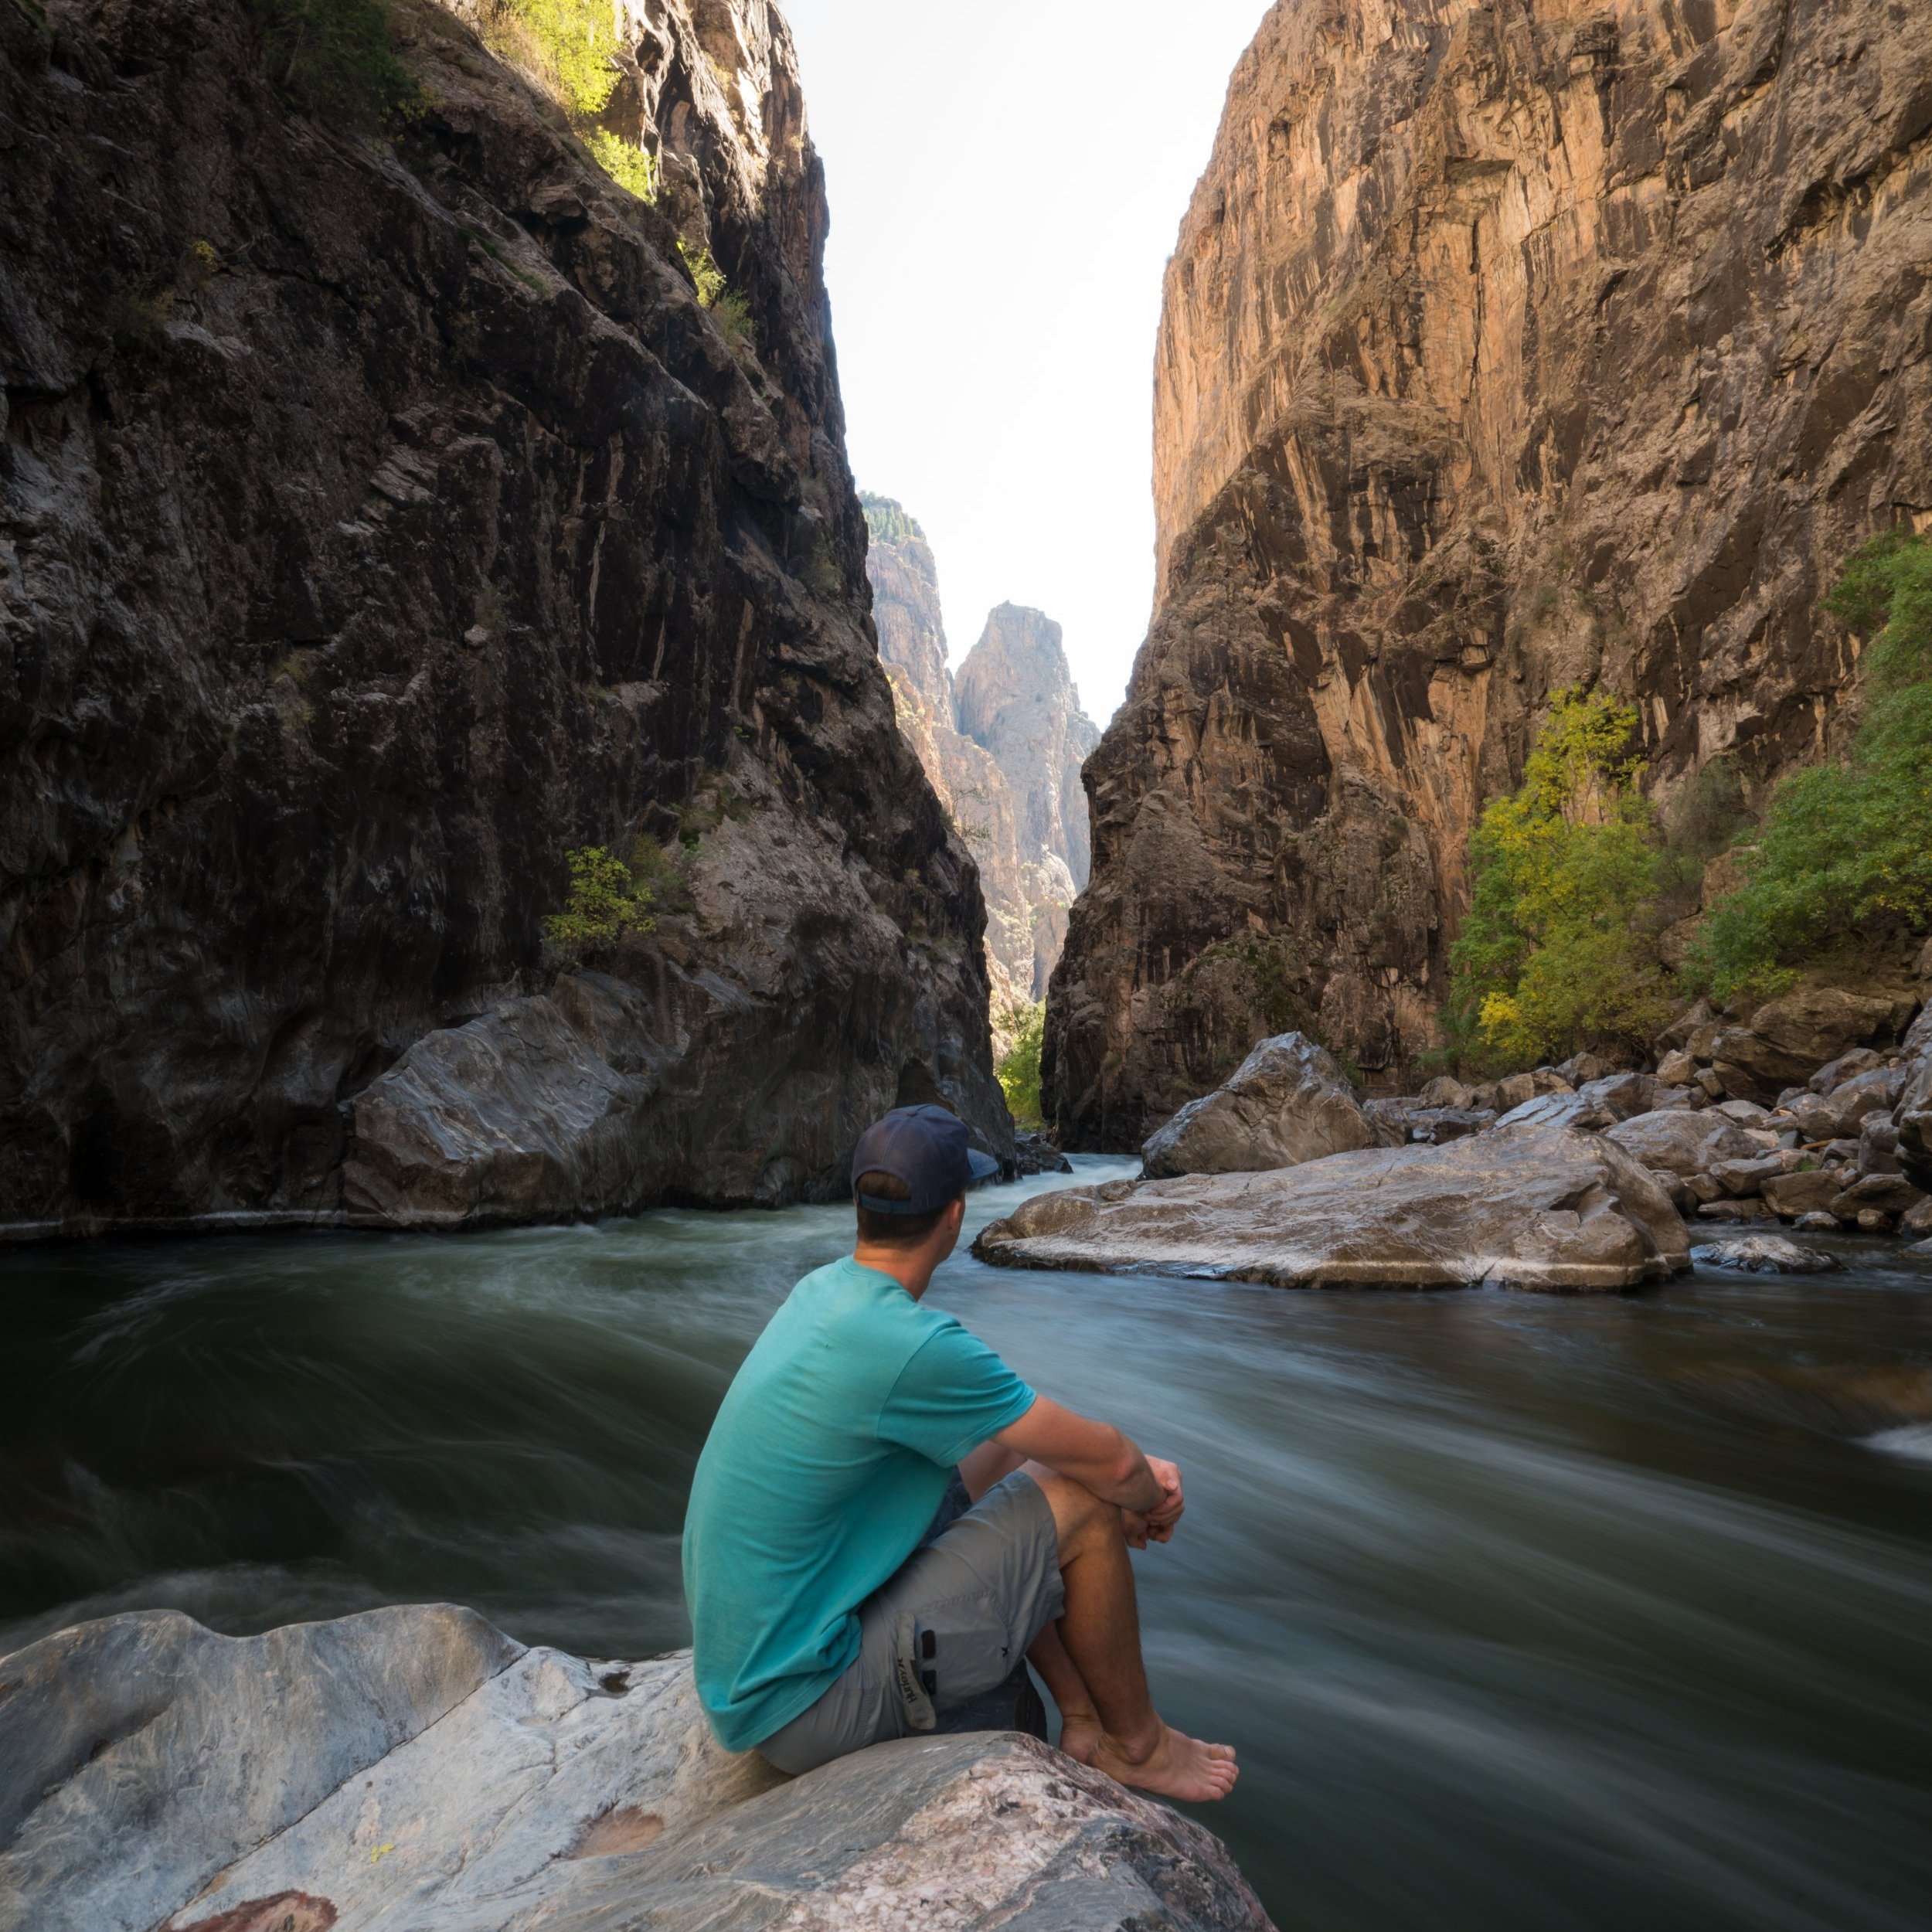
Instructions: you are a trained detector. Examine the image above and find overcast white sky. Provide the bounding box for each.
[781,0,1271,725]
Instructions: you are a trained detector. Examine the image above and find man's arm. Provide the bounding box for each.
[995,1396,1182,1535]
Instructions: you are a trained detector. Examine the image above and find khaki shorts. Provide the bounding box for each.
[756,1469,1066,1775]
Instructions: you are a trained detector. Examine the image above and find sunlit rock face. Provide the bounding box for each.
[0,0,1009,1236]
[864,503,1098,1015]
[1046,0,1932,1150]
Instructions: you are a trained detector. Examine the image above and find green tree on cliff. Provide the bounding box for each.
[1447,689,1672,1069]
[1689,530,1932,1003]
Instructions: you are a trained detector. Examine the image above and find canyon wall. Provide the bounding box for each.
[1046,0,1932,1149]
[862,498,1097,1014]
[0,0,1010,1237]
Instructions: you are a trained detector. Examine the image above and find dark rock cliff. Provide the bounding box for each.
[0,0,1009,1236]
[1046,0,1932,1150]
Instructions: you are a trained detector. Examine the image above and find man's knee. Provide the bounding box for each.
[1021,1461,1121,1556]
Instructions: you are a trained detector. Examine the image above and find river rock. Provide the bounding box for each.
[1859,1119,1903,1179]
[1692,1236,1844,1274]
[1829,1174,1927,1221]
[1810,1049,1884,1095]
[1604,1110,1761,1179]
[1896,1009,1932,1193]
[1697,1199,1774,1223]
[1763,1170,1847,1220]
[1495,1091,1614,1132]
[1141,1033,1376,1179]
[0,1607,1271,1932]
[1710,990,1917,1103]
[975,1124,1689,1293]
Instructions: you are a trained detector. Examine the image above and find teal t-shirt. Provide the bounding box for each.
[682,1256,1037,1751]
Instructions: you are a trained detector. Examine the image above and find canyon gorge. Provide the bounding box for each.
[0,0,1012,1237]
[1046,0,1932,1149]
[863,494,1098,1038]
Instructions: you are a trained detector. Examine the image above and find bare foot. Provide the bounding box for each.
[1058,1710,1104,1767]
[1087,1723,1240,1803]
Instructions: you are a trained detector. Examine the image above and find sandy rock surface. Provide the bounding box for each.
[976,1124,1689,1292]
[1141,1032,1378,1178]
[0,1607,1272,1932]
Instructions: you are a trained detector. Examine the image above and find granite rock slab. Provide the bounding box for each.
[976,1124,1689,1292]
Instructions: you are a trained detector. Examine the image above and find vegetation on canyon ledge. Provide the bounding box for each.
[544,841,661,962]
[997,1001,1046,1127]
[1447,532,1932,1073]
[1447,688,1674,1070]
[1688,530,1932,1005]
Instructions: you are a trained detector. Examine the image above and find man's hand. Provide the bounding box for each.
[1143,1457,1184,1543]
[994,1397,1182,1532]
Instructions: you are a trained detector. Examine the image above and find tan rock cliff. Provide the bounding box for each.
[1047,0,1932,1149]
[863,500,1097,1018]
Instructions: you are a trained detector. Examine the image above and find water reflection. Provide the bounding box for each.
[4,1160,1930,1928]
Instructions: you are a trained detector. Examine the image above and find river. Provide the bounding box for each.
[5,1158,1930,1929]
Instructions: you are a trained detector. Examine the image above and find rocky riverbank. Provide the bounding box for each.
[983,991,1931,1288]
[0,1605,1273,1932]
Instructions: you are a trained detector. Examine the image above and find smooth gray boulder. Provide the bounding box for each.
[1141,1033,1376,1179]
[0,1608,1271,1932]
[1604,1108,1762,1178]
[1692,1236,1844,1274]
[1896,1006,1932,1192]
[976,1124,1689,1292]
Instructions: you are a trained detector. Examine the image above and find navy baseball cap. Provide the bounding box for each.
[851,1104,999,1214]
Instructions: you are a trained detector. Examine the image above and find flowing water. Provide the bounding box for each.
[5,1158,1931,1930]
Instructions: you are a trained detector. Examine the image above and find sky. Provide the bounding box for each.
[781,0,1273,726]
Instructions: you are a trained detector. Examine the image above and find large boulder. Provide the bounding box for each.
[1709,988,1916,1100]
[1604,1110,1763,1178]
[975,1125,1689,1293]
[1692,1236,1842,1275]
[1141,1034,1376,1179]
[0,1608,1271,1932]
[1897,1007,1932,1193]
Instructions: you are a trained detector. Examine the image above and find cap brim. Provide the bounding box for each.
[966,1149,1001,1185]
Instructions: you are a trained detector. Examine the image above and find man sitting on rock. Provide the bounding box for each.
[682,1103,1238,1801]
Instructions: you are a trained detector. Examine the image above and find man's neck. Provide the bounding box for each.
[851,1246,934,1300]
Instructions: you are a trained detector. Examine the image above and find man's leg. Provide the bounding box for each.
[1022,1460,1239,1803]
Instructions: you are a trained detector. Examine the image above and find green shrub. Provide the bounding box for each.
[997,1001,1046,1127]
[490,0,619,117]
[544,839,658,958]
[251,0,419,126]
[678,238,728,308]
[714,287,755,355]
[1447,687,1674,1069]
[1688,530,1932,1003]
[587,128,658,202]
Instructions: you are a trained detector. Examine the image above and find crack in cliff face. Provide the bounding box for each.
[1046,0,1932,1150]
[0,0,1011,1233]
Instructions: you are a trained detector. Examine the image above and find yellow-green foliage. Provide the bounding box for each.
[251,0,419,126]
[587,128,658,202]
[492,0,619,117]
[678,239,728,308]
[1689,531,1932,1003]
[1447,688,1673,1069]
[544,839,658,957]
[997,1001,1046,1127]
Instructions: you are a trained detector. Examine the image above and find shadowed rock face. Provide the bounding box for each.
[0,1607,1274,1932]
[1046,0,1932,1150]
[0,0,1009,1236]
[864,502,1097,1012]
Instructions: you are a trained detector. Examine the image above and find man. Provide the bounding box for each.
[682,1103,1239,1801]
